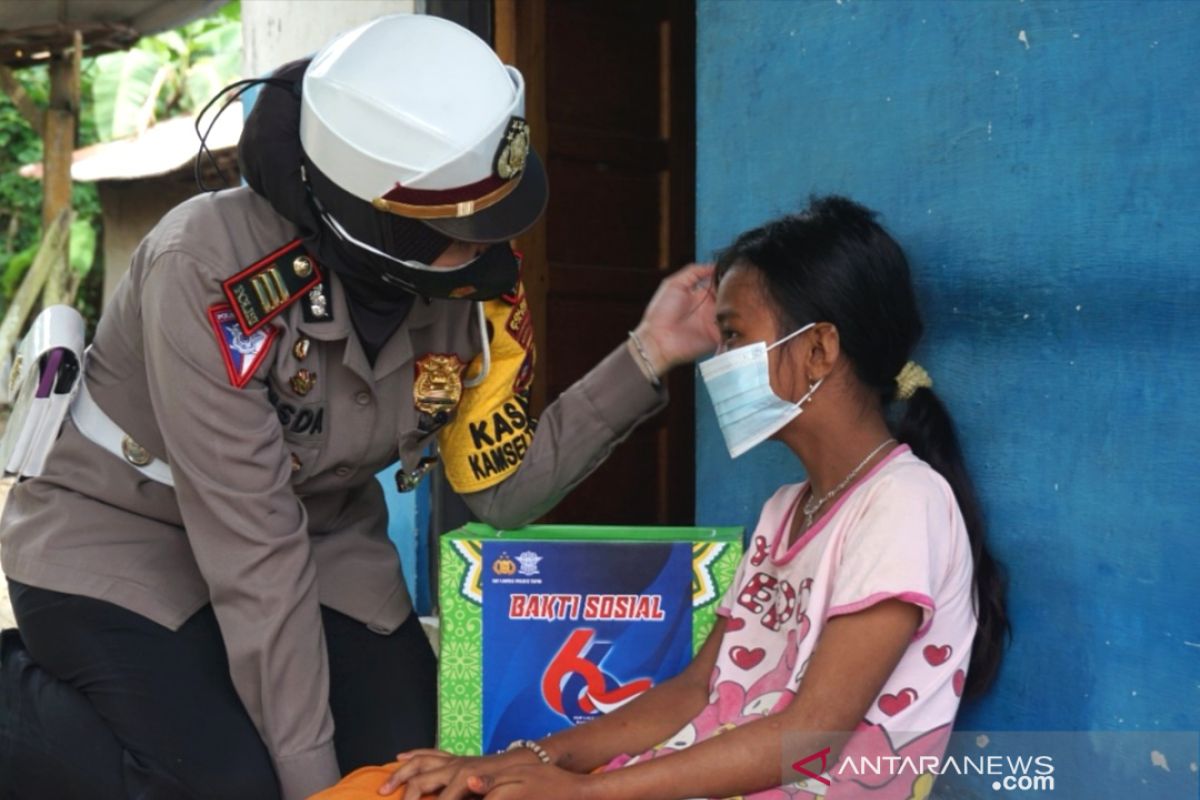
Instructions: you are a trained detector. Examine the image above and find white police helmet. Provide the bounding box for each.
[299,14,546,243]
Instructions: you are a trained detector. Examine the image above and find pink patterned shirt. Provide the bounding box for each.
[606,446,978,799]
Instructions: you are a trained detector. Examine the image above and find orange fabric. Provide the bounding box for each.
[306,760,608,798]
[306,764,435,800]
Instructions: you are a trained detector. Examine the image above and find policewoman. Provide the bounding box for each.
[0,15,718,800]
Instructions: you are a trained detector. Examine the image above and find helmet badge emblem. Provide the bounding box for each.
[494,117,530,180]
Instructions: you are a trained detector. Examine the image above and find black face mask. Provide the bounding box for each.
[301,157,520,302]
[323,228,522,302]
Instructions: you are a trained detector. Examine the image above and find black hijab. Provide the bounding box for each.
[238,59,453,363]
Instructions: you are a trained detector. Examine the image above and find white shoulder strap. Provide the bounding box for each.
[69,376,175,486]
[462,301,492,389]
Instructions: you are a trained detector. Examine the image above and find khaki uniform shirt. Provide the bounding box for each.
[0,187,666,798]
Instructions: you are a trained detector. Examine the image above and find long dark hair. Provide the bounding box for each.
[714,195,1008,697]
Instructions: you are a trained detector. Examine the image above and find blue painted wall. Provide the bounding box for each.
[695,0,1199,784]
[378,463,430,612]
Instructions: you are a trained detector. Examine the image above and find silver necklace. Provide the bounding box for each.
[801,437,896,528]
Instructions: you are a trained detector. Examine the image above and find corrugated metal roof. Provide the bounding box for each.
[0,1,220,66]
[20,102,242,182]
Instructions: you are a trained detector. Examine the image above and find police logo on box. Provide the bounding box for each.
[493,553,517,576]
[516,551,542,577]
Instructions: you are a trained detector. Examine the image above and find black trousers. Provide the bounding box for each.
[0,580,436,800]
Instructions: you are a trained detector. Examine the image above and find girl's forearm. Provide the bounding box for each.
[582,712,841,800]
[576,595,921,799]
[540,670,710,774]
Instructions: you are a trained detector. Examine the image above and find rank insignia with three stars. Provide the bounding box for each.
[222,239,324,334]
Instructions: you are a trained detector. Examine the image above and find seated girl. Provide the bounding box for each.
[315,195,1008,800]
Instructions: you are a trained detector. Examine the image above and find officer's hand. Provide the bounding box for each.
[632,263,721,376]
[379,748,541,799]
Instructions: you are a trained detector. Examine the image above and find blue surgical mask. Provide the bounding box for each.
[699,323,823,458]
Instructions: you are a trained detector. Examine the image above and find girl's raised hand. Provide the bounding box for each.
[633,263,721,376]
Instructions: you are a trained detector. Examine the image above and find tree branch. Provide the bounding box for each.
[0,209,73,375]
[0,64,45,136]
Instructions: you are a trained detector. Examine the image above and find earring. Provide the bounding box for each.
[795,377,824,413]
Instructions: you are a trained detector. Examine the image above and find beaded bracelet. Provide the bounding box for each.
[627,329,663,388]
[505,738,552,764]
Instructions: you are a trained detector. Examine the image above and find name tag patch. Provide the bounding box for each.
[268,384,325,436]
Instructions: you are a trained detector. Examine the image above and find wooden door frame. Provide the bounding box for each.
[493,0,697,524]
[494,0,551,414]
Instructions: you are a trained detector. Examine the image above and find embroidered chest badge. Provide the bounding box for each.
[414,353,467,416]
[208,304,278,388]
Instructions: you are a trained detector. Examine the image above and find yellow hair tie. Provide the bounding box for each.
[896,361,933,400]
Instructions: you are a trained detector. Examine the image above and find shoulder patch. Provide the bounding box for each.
[208,304,279,388]
[222,239,323,334]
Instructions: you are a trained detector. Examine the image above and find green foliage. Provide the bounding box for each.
[184,24,241,111]
[0,71,49,301]
[0,67,101,319]
[0,79,45,257]
[1,243,36,299]
[0,1,240,322]
[91,4,242,142]
[92,47,167,141]
[69,217,96,277]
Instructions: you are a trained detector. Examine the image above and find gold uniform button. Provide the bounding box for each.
[292,255,313,278]
[121,436,152,467]
[354,391,371,406]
